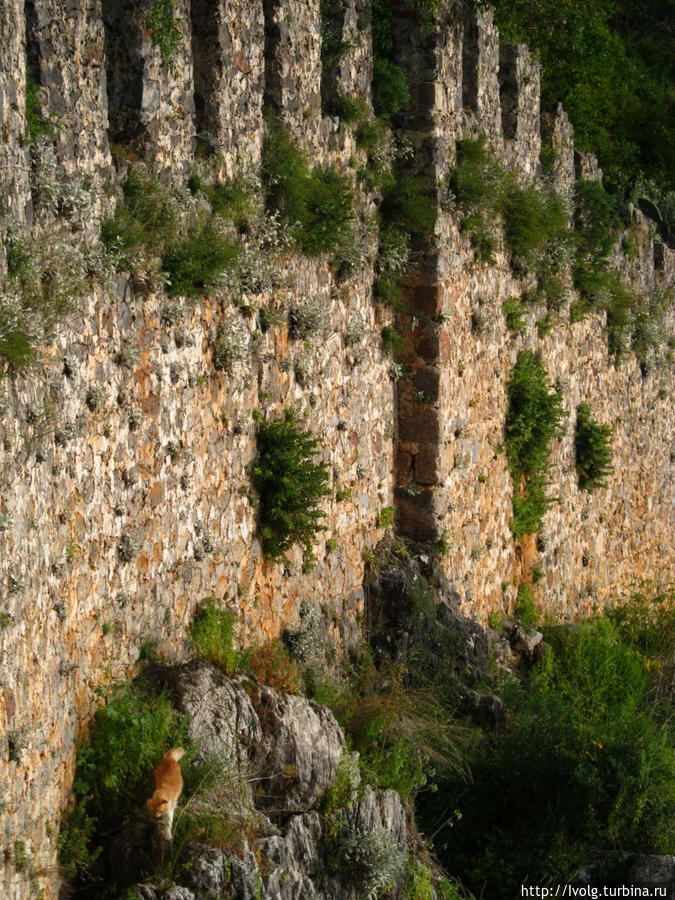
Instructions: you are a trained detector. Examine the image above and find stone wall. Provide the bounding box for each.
[0,0,673,897]
[392,2,674,623]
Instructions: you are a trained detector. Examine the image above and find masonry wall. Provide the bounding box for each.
[0,0,673,897]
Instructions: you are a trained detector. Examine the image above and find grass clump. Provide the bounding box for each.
[188,597,239,674]
[502,296,525,332]
[502,183,570,277]
[505,351,565,536]
[451,138,505,263]
[513,582,539,627]
[101,170,177,266]
[162,219,239,298]
[261,118,354,255]
[574,179,621,268]
[1,234,87,369]
[574,402,613,492]
[252,410,332,565]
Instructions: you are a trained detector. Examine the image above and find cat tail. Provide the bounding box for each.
[166,747,185,761]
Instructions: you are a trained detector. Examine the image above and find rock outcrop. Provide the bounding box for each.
[123,662,408,900]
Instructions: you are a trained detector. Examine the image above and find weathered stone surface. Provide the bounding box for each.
[172,662,262,769]
[255,685,346,813]
[627,856,675,889]
[510,623,544,656]
[0,1,673,896]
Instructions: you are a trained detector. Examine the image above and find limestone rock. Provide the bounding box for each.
[255,685,346,814]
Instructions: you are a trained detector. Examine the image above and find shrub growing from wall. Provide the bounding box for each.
[252,410,332,566]
[505,351,565,536]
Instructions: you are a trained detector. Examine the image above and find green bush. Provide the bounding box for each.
[60,678,189,891]
[252,410,332,564]
[372,57,411,119]
[188,598,239,674]
[574,402,613,491]
[101,171,177,259]
[502,184,569,276]
[502,296,526,332]
[162,219,239,297]
[206,179,254,227]
[379,175,437,243]
[513,582,540,627]
[261,119,354,255]
[489,0,675,197]
[505,351,565,536]
[424,613,675,899]
[574,179,620,268]
[143,0,183,71]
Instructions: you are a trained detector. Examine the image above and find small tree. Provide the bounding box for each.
[505,351,566,535]
[252,411,332,565]
[574,402,613,491]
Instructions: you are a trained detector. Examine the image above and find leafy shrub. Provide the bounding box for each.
[188,598,239,674]
[574,402,613,491]
[502,296,525,332]
[60,678,189,892]
[607,584,675,658]
[23,73,55,146]
[489,0,675,197]
[143,0,183,71]
[241,639,300,693]
[101,171,177,259]
[425,613,675,899]
[450,138,504,261]
[574,180,620,268]
[206,179,253,227]
[505,351,565,536]
[372,57,411,119]
[252,411,332,564]
[380,175,437,243]
[1,233,88,369]
[162,219,239,298]
[261,119,354,255]
[502,184,569,276]
[338,825,407,898]
[513,583,539,627]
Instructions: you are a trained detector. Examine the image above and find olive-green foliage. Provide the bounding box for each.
[23,73,54,146]
[513,582,539,627]
[162,220,239,298]
[101,171,177,260]
[574,402,613,491]
[252,411,332,564]
[205,179,254,228]
[607,584,675,659]
[450,138,504,263]
[380,175,437,243]
[188,597,239,674]
[487,0,675,197]
[374,174,436,308]
[61,679,188,890]
[2,236,86,369]
[372,57,411,119]
[143,0,183,71]
[505,351,565,536]
[424,609,675,899]
[261,118,354,255]
[452,139,572,277]
[72,681,187,817]
[574,179,621,268]
[502,296,526,332]
[502,183,569,276]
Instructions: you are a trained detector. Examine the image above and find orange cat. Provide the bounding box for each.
[146,747,184,839]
